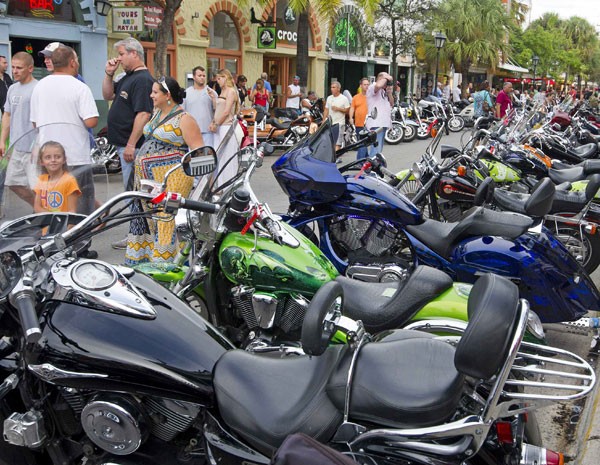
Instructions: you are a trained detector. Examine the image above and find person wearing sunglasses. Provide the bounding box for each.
[124,76,204,266]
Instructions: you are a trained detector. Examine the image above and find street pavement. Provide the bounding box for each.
[14,129,600,463]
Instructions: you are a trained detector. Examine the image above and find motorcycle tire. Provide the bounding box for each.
[384,122,405,145]
[402,124,417,142]
[416,123,431,140]
[546,223,600,274]
[448,116,466,132]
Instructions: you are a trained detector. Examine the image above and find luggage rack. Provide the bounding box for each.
[504,340,596,402]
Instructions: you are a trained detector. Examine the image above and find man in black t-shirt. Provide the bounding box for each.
[0,55,13,114]
[102,37,153,249]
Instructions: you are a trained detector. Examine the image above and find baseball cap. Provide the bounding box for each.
[38,42,64,57]
[293,75,300,80]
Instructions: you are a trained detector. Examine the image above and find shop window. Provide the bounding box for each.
[207,12,241,77]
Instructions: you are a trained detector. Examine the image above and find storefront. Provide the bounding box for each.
[0,0,108,116]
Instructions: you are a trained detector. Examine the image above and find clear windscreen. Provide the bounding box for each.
[0,122,109,245]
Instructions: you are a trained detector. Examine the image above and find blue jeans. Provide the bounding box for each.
[116,146,136,191]
[369,127,386,157]
[355,126,368,159]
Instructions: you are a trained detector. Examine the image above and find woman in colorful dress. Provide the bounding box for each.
[125,76,203,265]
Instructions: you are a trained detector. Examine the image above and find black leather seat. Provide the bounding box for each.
[213,345,346,455]
[568,142,598,160]
[492,178,555,216]
[548,166,586,184]
[335,265,453,333]
[405,207,533,259]
[327,330,464,428]
[267,117,292,129]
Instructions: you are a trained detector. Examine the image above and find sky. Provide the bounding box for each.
[530,0,600,30]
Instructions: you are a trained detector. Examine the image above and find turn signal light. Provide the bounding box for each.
[457,166,467,177]
[546,449,565,465]
[431,128,438,138]
[521,444,564,465]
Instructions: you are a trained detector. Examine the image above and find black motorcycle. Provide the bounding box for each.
[0,148,593,465]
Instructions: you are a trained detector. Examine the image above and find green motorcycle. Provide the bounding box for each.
[131,143,545,348]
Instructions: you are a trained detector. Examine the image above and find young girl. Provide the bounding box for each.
[33,141,81,213]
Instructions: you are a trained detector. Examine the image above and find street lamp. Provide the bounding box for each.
[433,32,447,97]
[95,0,112,17]
[532,55,539,91]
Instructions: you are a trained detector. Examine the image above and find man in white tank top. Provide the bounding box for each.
[286,75,302,116]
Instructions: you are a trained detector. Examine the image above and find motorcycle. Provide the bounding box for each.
[240,105,314,151]
[90,126,120,174]
[274,119,600,323]
[0,214,592,465]
[389,100,419,143]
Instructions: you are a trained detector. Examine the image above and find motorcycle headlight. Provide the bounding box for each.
[527,310,545,341]
[412,162,422,180]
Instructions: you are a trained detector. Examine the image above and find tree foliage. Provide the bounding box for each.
[370,0,439,82]
[510,13,599,86]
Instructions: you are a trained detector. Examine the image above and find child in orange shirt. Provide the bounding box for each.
[33,141,81,213]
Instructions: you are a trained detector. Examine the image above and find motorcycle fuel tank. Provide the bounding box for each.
[31,271,233,404]
[219,221,338,295]
[331,174,423,225]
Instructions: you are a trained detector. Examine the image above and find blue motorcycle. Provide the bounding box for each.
[272,120,600,323]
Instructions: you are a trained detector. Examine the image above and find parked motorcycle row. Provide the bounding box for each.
[0,116,597,465]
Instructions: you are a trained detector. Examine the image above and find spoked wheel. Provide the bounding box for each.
[397,181,435,220]
[384,122,405,145]
[548,223,600,274]
[416,122,431,139]
[402,124,417,142]
[448,116,466,132]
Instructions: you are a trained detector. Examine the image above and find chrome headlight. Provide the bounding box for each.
[293,126,308,136]
[412,162,422,180]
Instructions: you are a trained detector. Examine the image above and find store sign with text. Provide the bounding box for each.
[112,7,144,33]
[144,5,163,29]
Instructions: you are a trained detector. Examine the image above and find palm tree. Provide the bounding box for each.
[431,0,511,96]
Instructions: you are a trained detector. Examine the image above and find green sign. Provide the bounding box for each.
[258,27,277,49]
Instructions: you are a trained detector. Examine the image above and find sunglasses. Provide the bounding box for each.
[158,77,170,94]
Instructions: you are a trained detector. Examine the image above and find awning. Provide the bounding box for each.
[498,61,529,74]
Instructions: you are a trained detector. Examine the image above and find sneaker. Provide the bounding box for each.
[111,238,128,250]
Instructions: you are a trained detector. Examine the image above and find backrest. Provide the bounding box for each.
[454,274,520,380]
[523,178,555,217]
[473,177,495,206]
[585,174,600,200]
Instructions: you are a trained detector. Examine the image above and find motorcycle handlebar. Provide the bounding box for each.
[11,288,41,344]
[180,198,220,213]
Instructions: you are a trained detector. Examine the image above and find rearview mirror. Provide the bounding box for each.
[182,146,218,177]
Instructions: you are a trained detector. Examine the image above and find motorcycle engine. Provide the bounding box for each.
[60,389,201,456]
[328,216,400,257]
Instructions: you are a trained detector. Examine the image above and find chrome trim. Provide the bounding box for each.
[28,363,108,383]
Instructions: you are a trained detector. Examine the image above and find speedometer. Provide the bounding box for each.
[71,261,117,290]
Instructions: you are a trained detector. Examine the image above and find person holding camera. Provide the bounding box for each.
[365,72,394,157]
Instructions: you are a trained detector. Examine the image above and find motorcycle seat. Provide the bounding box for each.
[327,330,464,428]
[568,142,598,159]
[213,344,346,455]
[328,274,519,428]
[491,178,555,217]
[335,265,453,333]
[548,166,586,184]
[268,117,292,130]
[550,174,600,212]
[418,100,436,108]
[405,207,534,259]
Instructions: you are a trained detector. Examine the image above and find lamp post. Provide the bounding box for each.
[95,0,112,17]
[532,55,539,91]
[433,32,446,97]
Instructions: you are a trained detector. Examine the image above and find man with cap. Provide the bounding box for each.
[30,45,99,215]
[286,75,302,116]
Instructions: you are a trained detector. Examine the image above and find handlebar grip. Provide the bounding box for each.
[13,290,41,344]
[180,199,219,213]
